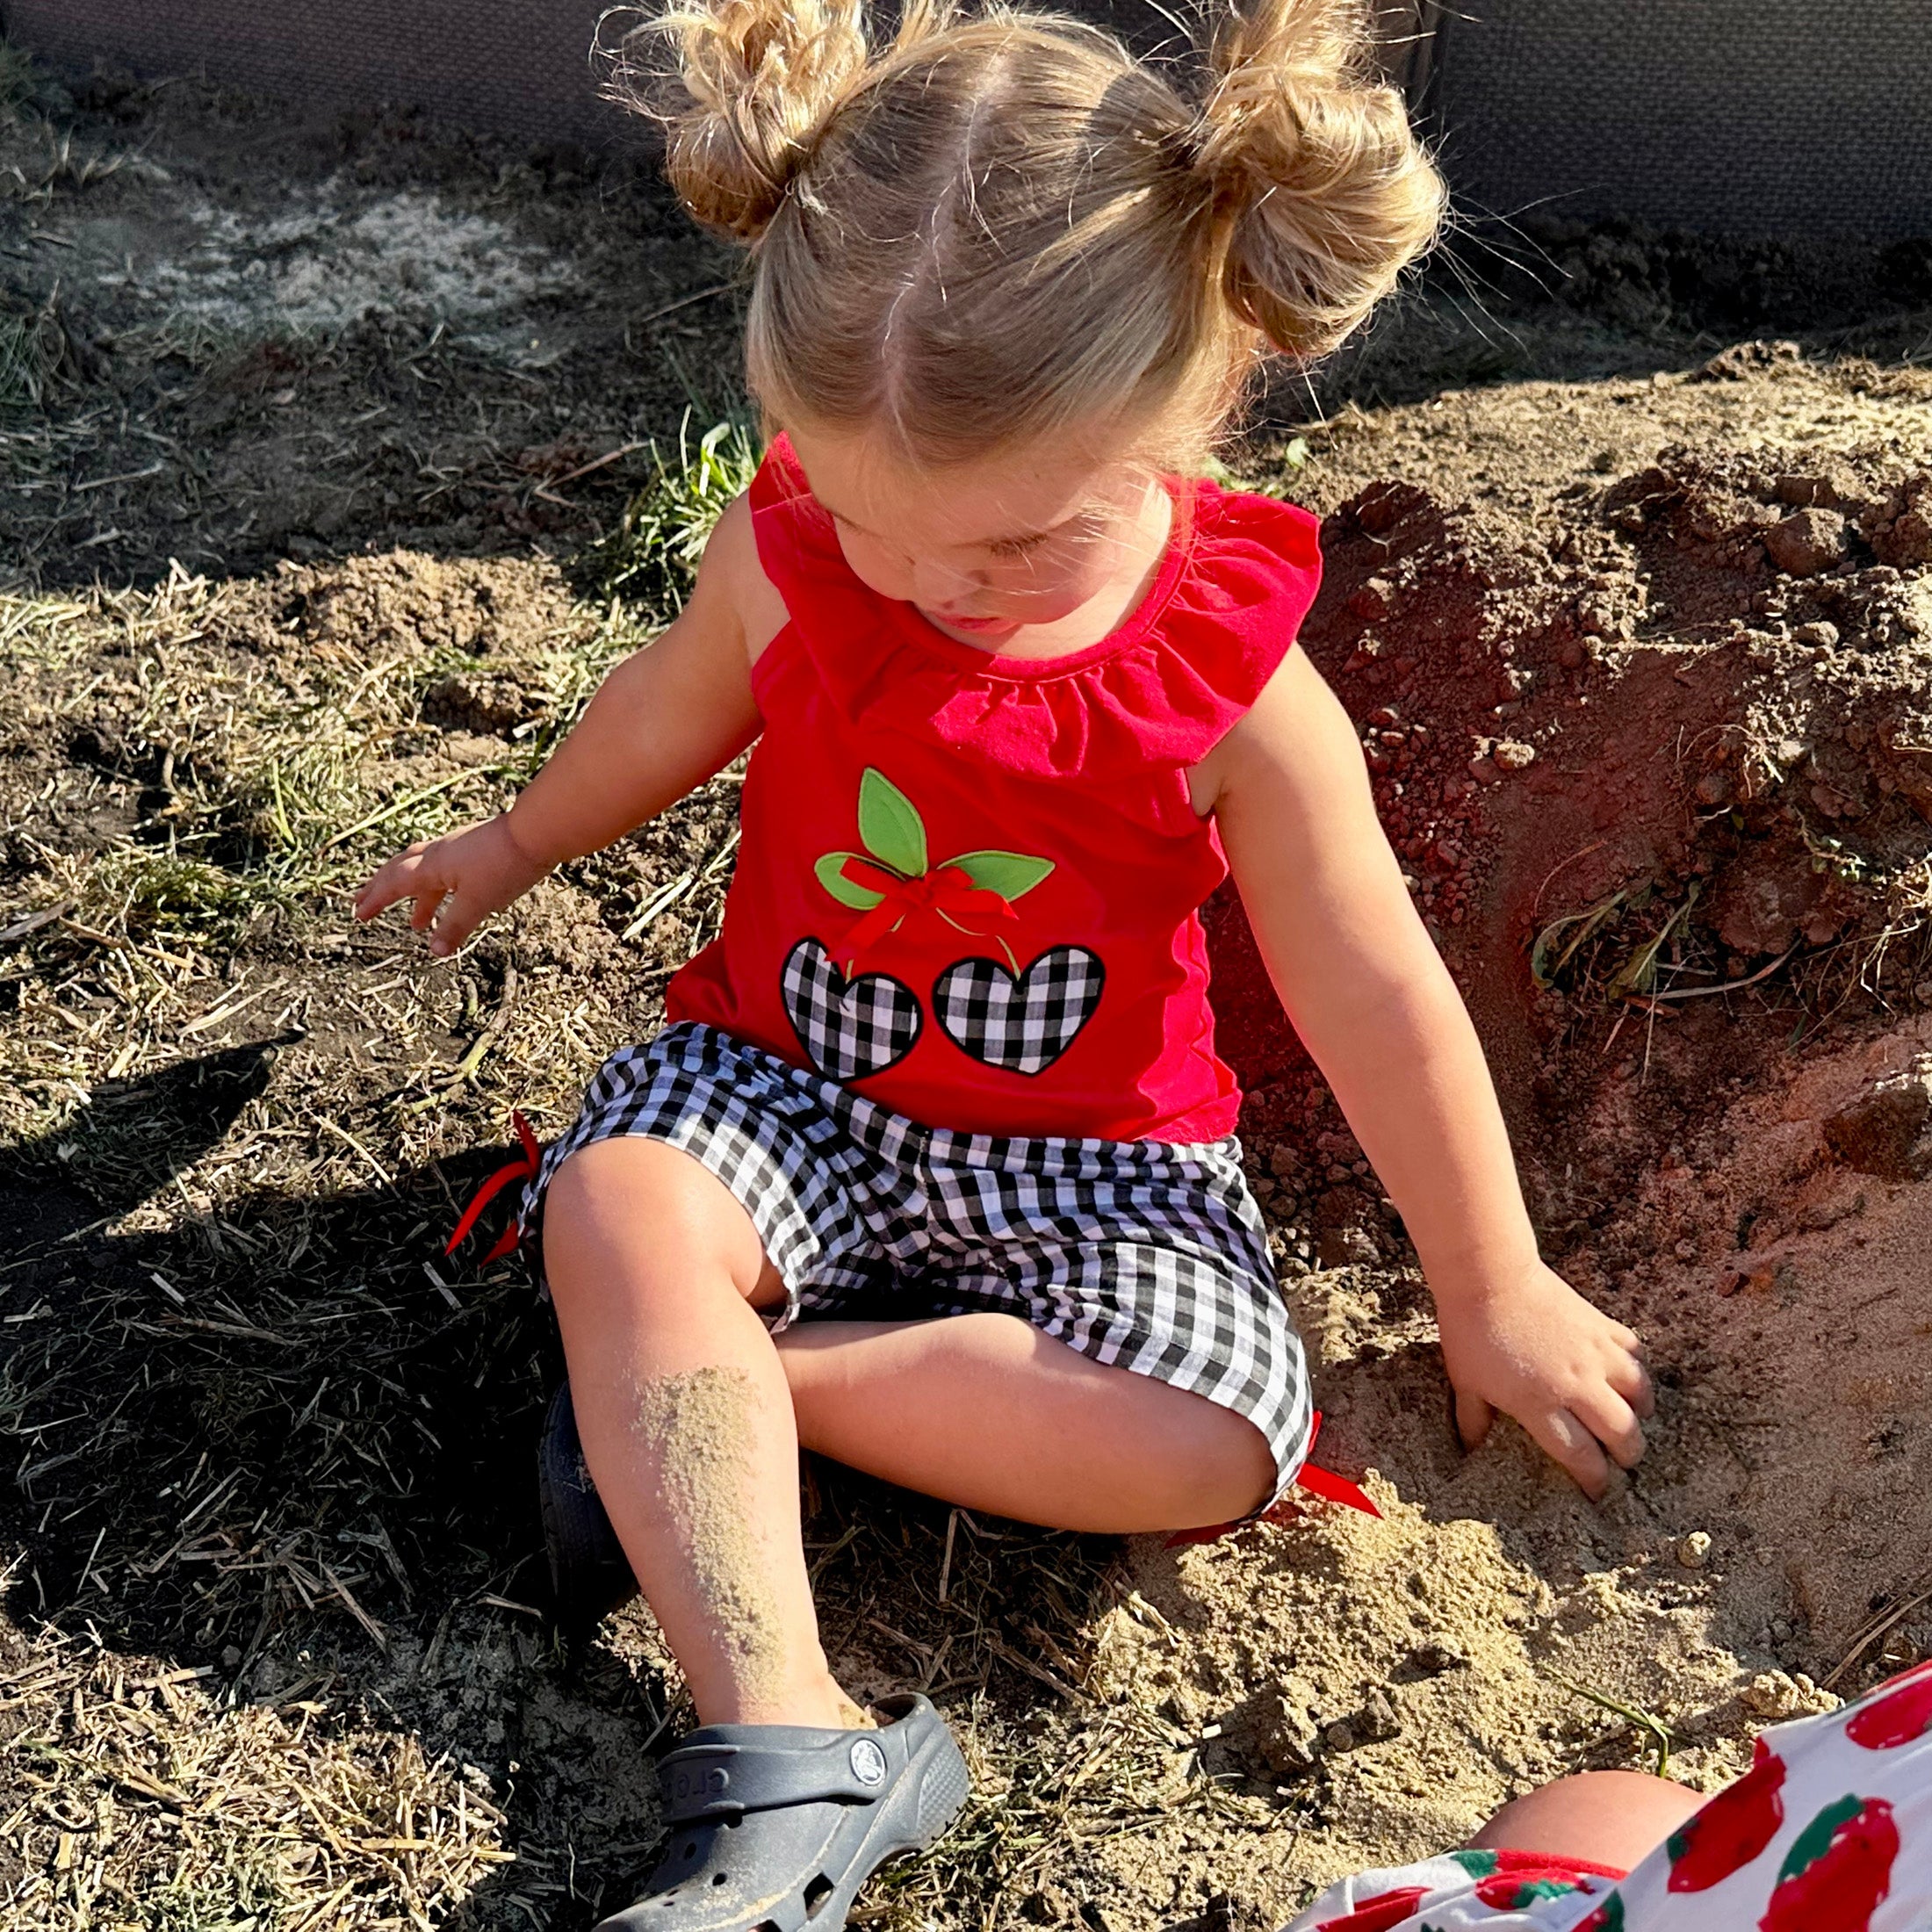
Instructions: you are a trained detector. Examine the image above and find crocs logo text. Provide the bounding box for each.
[674,1766,730,1801]
[849,1739,888,1787]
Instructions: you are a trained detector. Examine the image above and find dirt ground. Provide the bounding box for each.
[3,47,1931,1932]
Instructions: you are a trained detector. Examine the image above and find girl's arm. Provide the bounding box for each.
[355,494,780,954]
[1200,647,1653,1498]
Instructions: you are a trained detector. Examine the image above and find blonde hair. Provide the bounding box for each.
[609,0,1444,465]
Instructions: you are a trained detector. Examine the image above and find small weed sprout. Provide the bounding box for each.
[597,413,761,615]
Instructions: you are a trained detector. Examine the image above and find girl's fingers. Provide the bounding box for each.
[426,886,486,956]
[1453,1388,1496,1453]
[1609,1348,1656,1417]
[407,881,450,931]
[1575,1384,1647,1470]
[354,858,414,919]
[1526,1406,1613,1501]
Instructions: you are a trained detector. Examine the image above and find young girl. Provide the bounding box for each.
[357,3,1653,1926]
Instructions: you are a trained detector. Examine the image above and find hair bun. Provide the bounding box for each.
[606,0,871,242]
[1195,0,1445,357]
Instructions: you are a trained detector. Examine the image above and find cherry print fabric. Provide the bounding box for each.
[1280,1662,1932,1932]
[664,435,1324,1142]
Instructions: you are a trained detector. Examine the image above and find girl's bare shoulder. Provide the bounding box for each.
[695,492,791,667]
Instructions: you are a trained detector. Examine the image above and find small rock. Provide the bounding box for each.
[1741,1671,1838,1719]
[1677,1531,1712,1569]
[1824,1056,1932,1180]
[1323,1720,1356,1752]
[1867,474,1932,568]
[1357,1688,1402,1742]
[1492,739,1536,771]
[1024,1884,1078,1925]
[1764,507,1848,577]
[1673,1237,1697,1261]
[1256,1690,1320,1775]
[1411,1640,1469,1676]
[1792,620,1839,648]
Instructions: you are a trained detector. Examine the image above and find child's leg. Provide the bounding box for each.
[1464,1770,1705,1871]
[542,1135,858,1730]
[776,1316,1278,1532]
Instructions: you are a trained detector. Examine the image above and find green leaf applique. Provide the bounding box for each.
[815,853,885,911]
[941,850,1056,901]
[858,768,927,877]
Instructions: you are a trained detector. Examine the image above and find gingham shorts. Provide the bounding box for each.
[520,1022,1313,1506]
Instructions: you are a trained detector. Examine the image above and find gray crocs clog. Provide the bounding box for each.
[596,1693,970,1932]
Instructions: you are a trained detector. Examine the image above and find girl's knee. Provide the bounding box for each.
[1174,1401,1278,1527]
[543,1137,768,1302]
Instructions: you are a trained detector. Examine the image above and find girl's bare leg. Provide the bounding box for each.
[542,1137,858,1729]
[1465,1770,1705,1871]
[775,1316,1278,1532]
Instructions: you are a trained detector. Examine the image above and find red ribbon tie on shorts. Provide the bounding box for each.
[1165,1410,1381,1547]
[838,860,1018,970]
[444,1109,542,1264]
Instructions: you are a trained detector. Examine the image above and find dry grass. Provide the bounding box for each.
[0,1616,512,1930]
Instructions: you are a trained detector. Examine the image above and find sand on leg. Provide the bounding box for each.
[541,1135,861,1729]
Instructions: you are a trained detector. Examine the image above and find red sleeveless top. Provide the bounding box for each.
[665,436,1323,1143]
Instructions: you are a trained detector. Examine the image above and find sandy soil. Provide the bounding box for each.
[1,46,1929,1932]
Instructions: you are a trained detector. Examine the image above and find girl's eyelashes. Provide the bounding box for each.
[986,514,1107,561]
[985,530,1053,559]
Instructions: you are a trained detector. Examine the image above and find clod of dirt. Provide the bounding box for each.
[1866,474,1932,569]
[1823,1056,1932,1179]
[1764,507,1849,576]
[286,552,577,661]
[422,672,544,736]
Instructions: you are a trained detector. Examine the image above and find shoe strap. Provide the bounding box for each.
[660,1727,899,1822]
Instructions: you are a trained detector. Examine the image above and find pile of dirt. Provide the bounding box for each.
[1214,353,1932,1270]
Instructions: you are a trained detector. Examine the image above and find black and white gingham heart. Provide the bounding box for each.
[932,947,1105,1075]
[781,938,922,1082]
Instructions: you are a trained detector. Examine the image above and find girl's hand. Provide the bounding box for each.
[353,815,551,955]
[1432,1263,1654,1500]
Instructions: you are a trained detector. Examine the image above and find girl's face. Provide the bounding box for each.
[784,422,1168,652]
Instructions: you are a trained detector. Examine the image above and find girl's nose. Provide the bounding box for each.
[908,557,977,607]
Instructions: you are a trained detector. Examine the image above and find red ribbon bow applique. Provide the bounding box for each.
[1164,1410,1381,1548]
[444,1108,542,1264]
[836,858,1020,971]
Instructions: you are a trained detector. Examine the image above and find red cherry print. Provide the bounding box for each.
[1667,1739,1788,1892]
[1760,1794,1898,1932]
[1846,1665,1932,1750]
[1474,1872,1580,1907]
[1314,1887,1429,1932]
